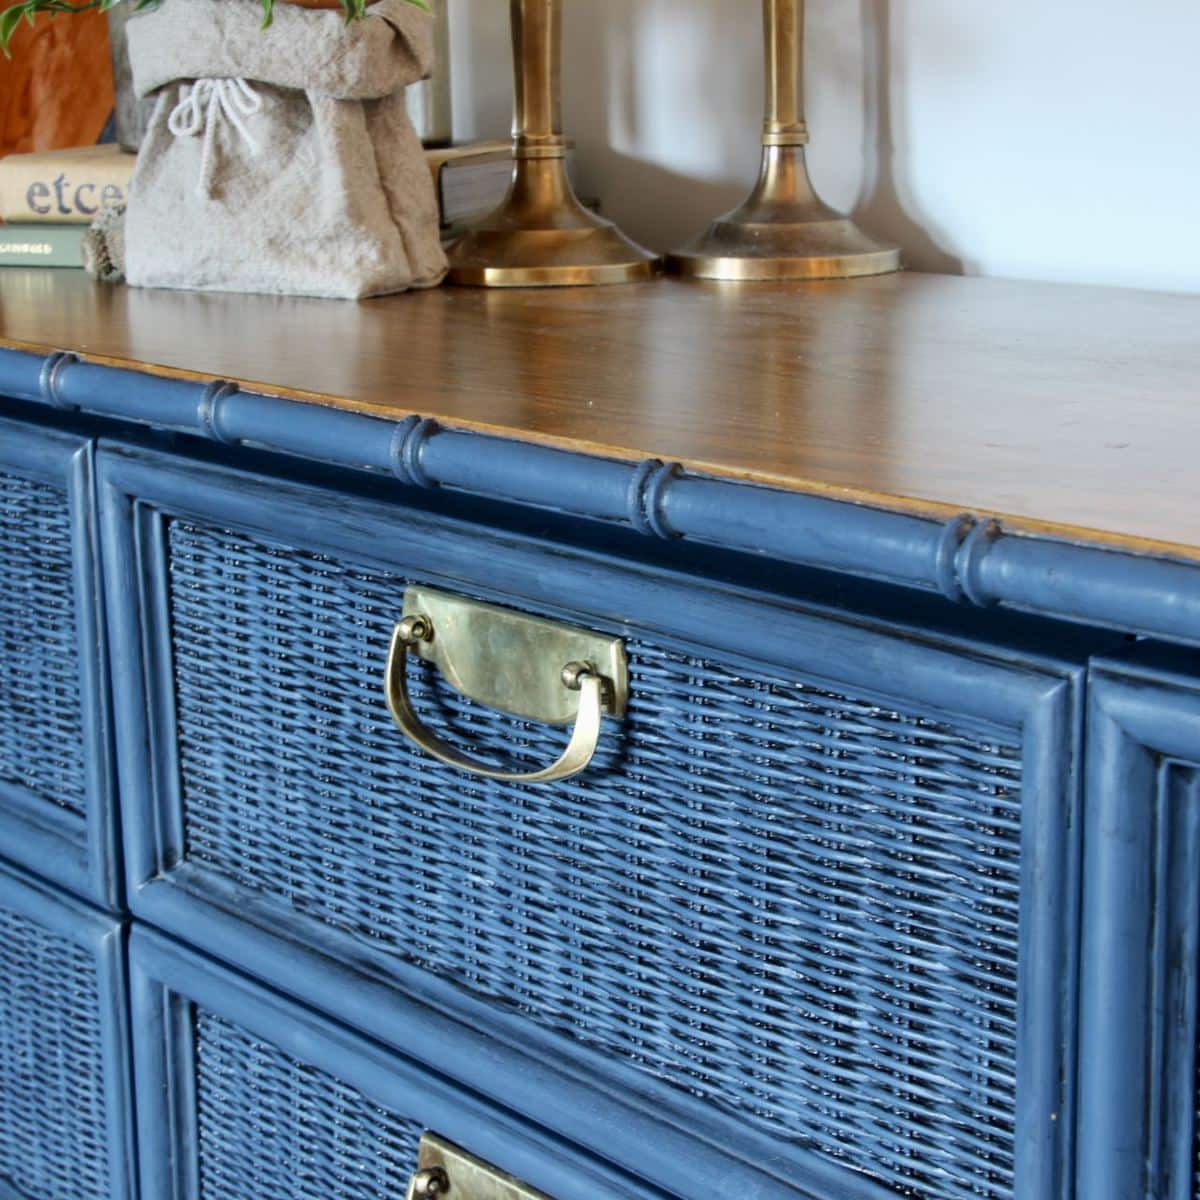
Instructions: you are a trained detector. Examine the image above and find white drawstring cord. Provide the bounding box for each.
[167,78,263,197]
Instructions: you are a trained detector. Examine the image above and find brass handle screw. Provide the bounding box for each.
[398,614,433,645]
[410,1166,450,1198]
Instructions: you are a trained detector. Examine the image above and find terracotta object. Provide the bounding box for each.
[0,8,114,158]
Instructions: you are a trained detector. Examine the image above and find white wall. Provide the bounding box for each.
[448,0,1200,294]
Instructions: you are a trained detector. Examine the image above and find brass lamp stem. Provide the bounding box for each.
[667,0,899,281]
[445,0,657,288]
[512,0,562,159]
[764,0,806,146]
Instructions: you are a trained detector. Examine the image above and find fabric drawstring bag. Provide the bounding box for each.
[124,0,447,298]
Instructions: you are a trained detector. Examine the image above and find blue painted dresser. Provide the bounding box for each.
[0,269,1198,1200]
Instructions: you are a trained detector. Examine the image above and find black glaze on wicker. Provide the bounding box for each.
[0,901,110,1200]
[167,520,1024,1200]
[194,1009,423,1200]
[0,470,85,815]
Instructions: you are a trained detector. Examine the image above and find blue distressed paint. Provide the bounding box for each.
[0,416,120,910]
[0,345,46,400]
[1015,679,1084,1200]
[131,926,701,1200]
[39,350,76,410]
[977,533,1200,649]
[3,345,1200,645]
[98,444,1077,730]
[2,340,1200,1200]
[97,441,1091,1200]
[1076,650,1200,1200]
[0,858,135,1200]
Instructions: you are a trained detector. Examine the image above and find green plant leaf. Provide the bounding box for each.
[0,0,432,56]
[0,8,24,55]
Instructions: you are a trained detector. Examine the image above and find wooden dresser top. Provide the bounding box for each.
[1,268,1197,560]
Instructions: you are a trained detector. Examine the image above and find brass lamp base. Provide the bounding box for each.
[667,148,900,282]
[448,0,656,288]
[447,220,658,288]
[447,160,658,288]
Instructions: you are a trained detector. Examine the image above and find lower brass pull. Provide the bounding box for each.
[385,613,612,784]
[407,1166,450,1199]
[406,1133,553,1200]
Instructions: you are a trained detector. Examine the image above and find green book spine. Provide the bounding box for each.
[0,224,86,268]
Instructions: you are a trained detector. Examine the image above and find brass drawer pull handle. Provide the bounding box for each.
[386,623,604,783]
[384,586,627,785]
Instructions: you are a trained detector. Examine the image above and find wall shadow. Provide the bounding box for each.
[581,149,748,254]
[854,0,963,275]
[456,0,966,269]
[565,0,758,252]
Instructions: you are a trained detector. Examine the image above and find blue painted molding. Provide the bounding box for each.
[0,858,136,1200]
[0,417,121,911]
[1075,646,1200,1200]
[3,345,1199,644]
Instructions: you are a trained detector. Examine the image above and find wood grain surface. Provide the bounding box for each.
[0,10,114,158]
[1,268,1197,560]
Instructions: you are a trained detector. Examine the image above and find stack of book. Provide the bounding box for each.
[0,140,518,269]
[0,144,135,268]
[426,140,514,239]
[429,142,593,239]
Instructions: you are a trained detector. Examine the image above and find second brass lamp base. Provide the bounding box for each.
[669,0,899,282]
[668,145,900,281]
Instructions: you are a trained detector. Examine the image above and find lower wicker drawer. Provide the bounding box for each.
[0,859,134,1200]
[130,927,656,1200]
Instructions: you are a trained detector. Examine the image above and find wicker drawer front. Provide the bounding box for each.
[169,520,1025,1200]
[0,470,82,815]
[0,860,134,1200]
[0,420,116,908]
[131,928,655,1200]
[105,451,1084,1200]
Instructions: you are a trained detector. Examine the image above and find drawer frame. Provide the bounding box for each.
[1076,645,1200,1200]
[0,858,135,1200]
[101,441,1089,1200]
[130,925,668,1200]
[0,418,119,909]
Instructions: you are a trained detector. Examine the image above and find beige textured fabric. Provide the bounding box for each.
[82,203,127,283]
[125,0,447,299]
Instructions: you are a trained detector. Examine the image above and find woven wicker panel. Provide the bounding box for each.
[170,521,1025,1200]
[0,901,109,1200]
[0,469,84,815]
[194,1008,422,1199]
